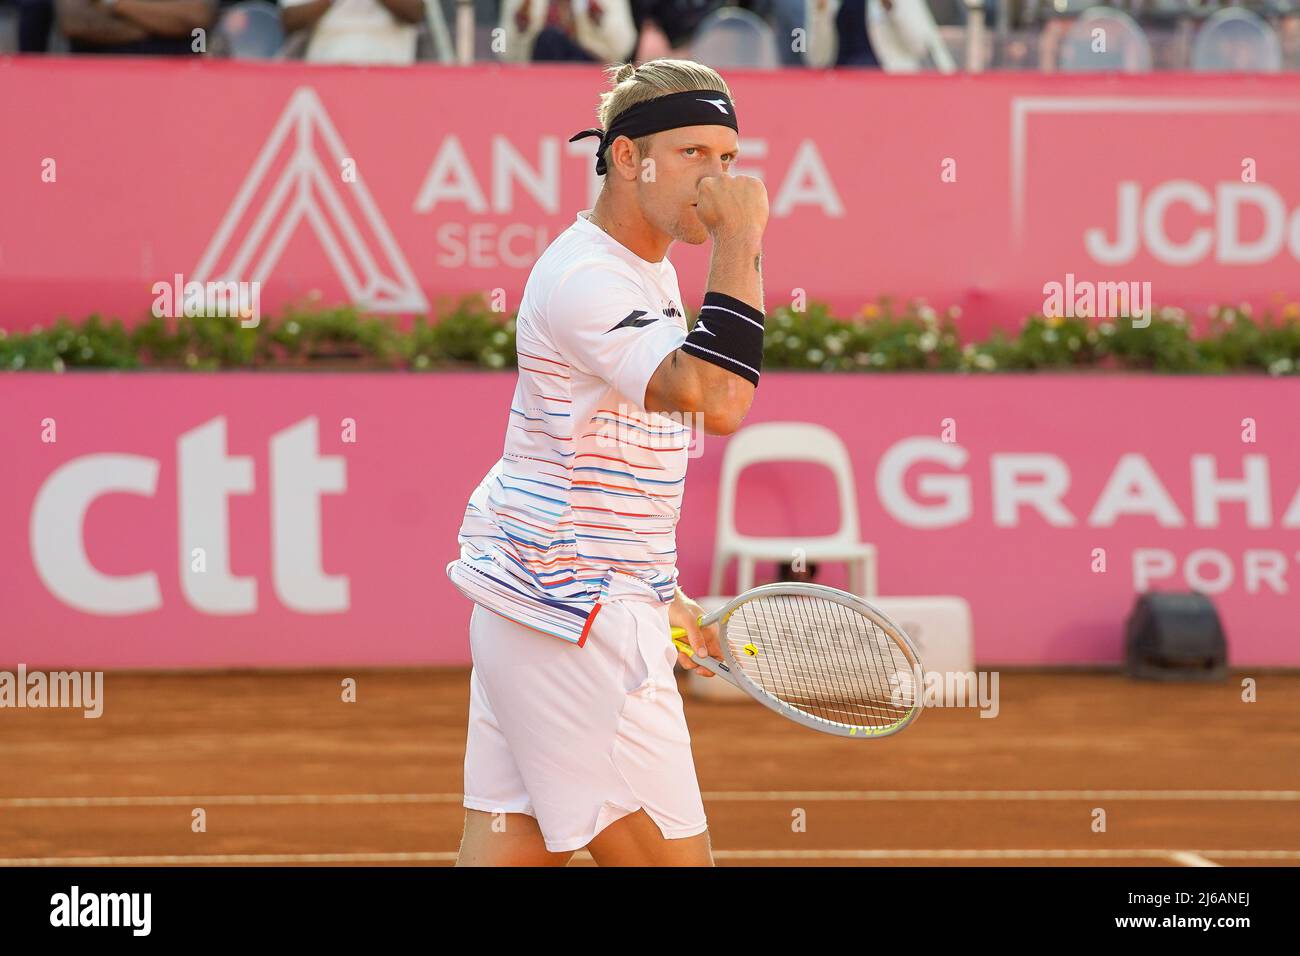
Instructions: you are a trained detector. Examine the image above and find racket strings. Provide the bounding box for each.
[725,594,918,730]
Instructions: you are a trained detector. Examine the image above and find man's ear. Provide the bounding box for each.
[607,136,640,181]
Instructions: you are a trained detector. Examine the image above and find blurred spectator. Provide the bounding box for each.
[55,0,216,54]
[279,0,424,63]
[498,0,637,62]
[806,0,880,65]
[17,0,55,50]
[765,0,806,64]
[777,559,821,583]
[632,0,724,53]
[807,0,954,69]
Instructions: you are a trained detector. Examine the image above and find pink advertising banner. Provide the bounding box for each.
[3,59,1300,338]
[2,372,1297,670]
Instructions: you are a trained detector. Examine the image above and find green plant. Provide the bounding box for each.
[405,295,516,371]
[4,296,1300,375]
[764,298,962,371]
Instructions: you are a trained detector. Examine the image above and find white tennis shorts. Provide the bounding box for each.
[463,600,708,853]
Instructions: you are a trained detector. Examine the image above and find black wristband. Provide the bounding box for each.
[682,291,766,387]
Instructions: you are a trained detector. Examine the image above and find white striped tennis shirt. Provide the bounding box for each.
[446,210,693,644]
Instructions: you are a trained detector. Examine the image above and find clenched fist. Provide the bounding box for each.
[695,174,769,244]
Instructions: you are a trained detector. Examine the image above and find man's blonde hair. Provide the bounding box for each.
[595,59,733,174]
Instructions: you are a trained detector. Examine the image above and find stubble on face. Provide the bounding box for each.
[640,174,710,246]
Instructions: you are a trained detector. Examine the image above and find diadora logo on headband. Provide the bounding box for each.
[697,98,730,115]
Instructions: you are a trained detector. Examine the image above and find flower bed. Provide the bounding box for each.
[3,296,1299,375]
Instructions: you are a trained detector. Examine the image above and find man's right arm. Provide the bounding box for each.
[111,0,215,37]
[56,0,150,44]
[645,177,767,436]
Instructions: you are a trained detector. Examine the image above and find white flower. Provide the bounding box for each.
[870,352,886,366]
[974,354,997,370]
[807,348,825,364]
[1267,358,1294,376]
[918,332,938,352]
[52,357,65,373]
[1043,329,1058,343]
[1099,322,1116,336]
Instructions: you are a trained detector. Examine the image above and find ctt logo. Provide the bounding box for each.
[30,416,348,616]
[1085,181,1300,266]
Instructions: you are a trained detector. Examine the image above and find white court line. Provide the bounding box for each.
[703,790,1300,802]
[2,790,1300,806]
[2,849,1297,867]
[713,849,1300,862]
[0,794,462,808]
[2,790,1298,808]
[1167,851,1222,868]
[0,852,457,867]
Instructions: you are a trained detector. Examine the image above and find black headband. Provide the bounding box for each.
[569,89,739,176]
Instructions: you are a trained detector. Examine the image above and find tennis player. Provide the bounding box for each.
[446,59,768,866]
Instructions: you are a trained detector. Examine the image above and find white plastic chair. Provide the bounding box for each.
[1057,7,1153,72]
[710,422,878,598]
[1191,8,1283,72]
[215,2,285,59]
[689,8,782,69]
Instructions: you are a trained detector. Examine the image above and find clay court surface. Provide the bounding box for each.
[2,670,1297,867]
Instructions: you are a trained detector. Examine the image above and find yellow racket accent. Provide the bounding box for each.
[670,624,758,658]
[671,620,703,656]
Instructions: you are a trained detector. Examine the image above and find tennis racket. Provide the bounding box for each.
[670,582,923,738]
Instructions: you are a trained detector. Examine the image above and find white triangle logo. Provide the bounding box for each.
[193,87,428,314]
